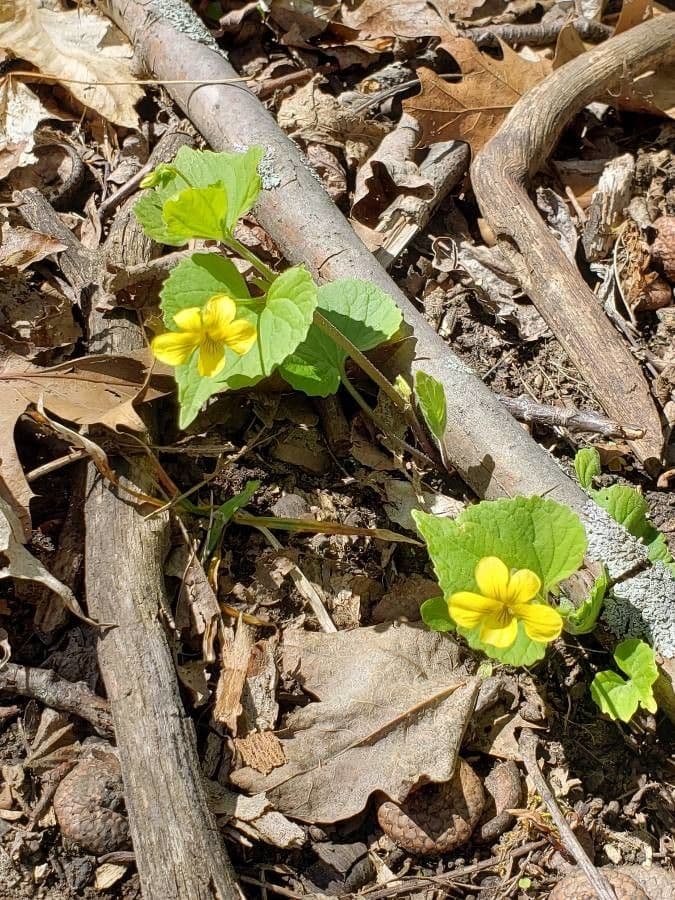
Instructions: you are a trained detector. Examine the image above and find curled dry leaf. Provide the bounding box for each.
[0,224,66,272]
[231,624,480,823]
[0,496,94,623]
[404,37,551,152]
[0,349,172,535]
[351,115,434,228]
[0,76,69,178]
[651,215,675,282]
[0,275,80,358]
[277,76,388,166]
[0,0,142,129]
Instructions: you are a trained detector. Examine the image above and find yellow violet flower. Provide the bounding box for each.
[151,294,256,377]
[449,556,563,649]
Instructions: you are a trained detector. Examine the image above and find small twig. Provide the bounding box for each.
[355,839,549,899]
[519,729,617,900]
[25,449,90,483]
[500,395,646,440]
[0,663,113,736]
[464,16,612,48]
[254,524,337,633]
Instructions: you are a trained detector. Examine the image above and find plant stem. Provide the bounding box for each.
[223,235,276,284]
[314,312,406,411]
[340,373,434,468]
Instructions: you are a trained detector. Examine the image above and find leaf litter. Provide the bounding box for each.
[0,1,674,897]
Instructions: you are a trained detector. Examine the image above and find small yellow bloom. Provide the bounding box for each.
[151,294,256,377]
[449,556,563,649]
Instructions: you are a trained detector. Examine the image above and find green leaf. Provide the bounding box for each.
[413,496,586,666]
[160,253,250,327]
[257,267,318,376]
[594,485,651,537]
[574,447,601,490]
[163,185,229,241]
[595,485,675,572]
[420,595,455,632]
[591,670,640,721]
[563,567,608,635]
[413,496,586,599]
[461,620,548,666]
[590,638,658,721]
[614,638,658,711]
[414,371,447,442]
[134,146,264,244]
[280,279,403,397]
[172,266,317,427]
[204,480,259,560]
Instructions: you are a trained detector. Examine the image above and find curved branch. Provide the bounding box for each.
[472,15,675,468]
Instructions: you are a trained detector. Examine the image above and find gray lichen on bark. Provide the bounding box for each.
[607,563,675,656]
[582,501,648,578]
[148,0,225,55]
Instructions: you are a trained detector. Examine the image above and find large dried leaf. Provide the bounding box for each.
[0,0,142,128]
[231,624,480,823]
[338,0,481,38]
[0,350,172,537]
[404,37,551,152]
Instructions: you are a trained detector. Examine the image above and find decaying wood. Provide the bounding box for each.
[472,16,675,468]
[500,395,646,440]
[0,662,113,736]
[18,127,240,900]
[582,154,635,261]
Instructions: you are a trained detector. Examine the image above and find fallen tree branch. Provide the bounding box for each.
[464,15,612,48]
[500,395,646,440]
[0,662,113,736]
[472,15,675,468]
[519,729,618,900]
[102,0,582,508]
[102,0,675,711]
[19,127,241,900]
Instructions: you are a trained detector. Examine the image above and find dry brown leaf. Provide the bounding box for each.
[231,624,480,823]
[0,275,80,358]
[615,0,653,35]
[0,0,142,129]
[0,496,93,623]
[404,38,551,152]
[0,78,69,177]
[277,76,388,165]
[235,732,286,775]
[338,0,480,39]
[351,115,434,228]
[0,350,172,536]
[0,224,66,272]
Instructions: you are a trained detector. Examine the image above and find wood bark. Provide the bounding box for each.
[471,15,675,468]
[19,126,240,900]
[104,0,585,510]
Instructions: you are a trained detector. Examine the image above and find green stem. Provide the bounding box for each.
[314,312,406,411]
[222,235,276,284]
[340,373,434,468]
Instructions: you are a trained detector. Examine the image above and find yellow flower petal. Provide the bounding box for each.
[513,602,563,643]
[449,591,502,629]
[202,294,236,339]
[223,318,257,356]
[507,568,541,604]
[475,556,510,601]
[480,611,518,648]
[173,307,203,332]
[151,331,199,367]
[197,337,227,377]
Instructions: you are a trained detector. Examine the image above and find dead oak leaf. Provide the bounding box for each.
[0,350,172,537]
[404,38,551,152]
[230,624,480,823]
[0,0,142,129]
